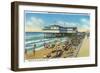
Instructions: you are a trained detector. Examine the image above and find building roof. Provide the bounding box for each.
[43,25,77,29]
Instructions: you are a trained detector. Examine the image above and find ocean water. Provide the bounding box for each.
[25,32,68,51]
[25,32,56,51]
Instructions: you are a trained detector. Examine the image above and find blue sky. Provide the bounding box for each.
[25,11,90,32]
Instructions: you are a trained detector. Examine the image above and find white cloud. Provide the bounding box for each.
[52,20,78,27]
[80,18,90,29]
[65,22,78,27]
[25,17,44,32]
[25,17,90,32]
[51,19,89,30]
[81,18,87,22]
[57,21,65,25]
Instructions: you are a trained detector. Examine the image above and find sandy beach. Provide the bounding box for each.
[77,36,89,57]
[25,34,89,60]
[25,48,53,59]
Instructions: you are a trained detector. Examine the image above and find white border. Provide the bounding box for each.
[19,5,96,68]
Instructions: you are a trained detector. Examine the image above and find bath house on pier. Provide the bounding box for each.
[42,25,78,38]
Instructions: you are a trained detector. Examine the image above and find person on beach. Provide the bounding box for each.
[25,49,27,55]
[44,42,49,49]
[33,43,36,56]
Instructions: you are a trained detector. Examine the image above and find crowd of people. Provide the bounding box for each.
[25,32,86,59]
[45,33,86,58]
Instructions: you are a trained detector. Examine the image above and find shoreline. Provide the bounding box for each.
[25,35,89,60]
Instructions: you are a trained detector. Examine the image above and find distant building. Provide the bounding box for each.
[42,25,78,38]
[43,25,77,33]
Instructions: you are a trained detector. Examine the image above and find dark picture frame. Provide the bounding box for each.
[11,1,97,71]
